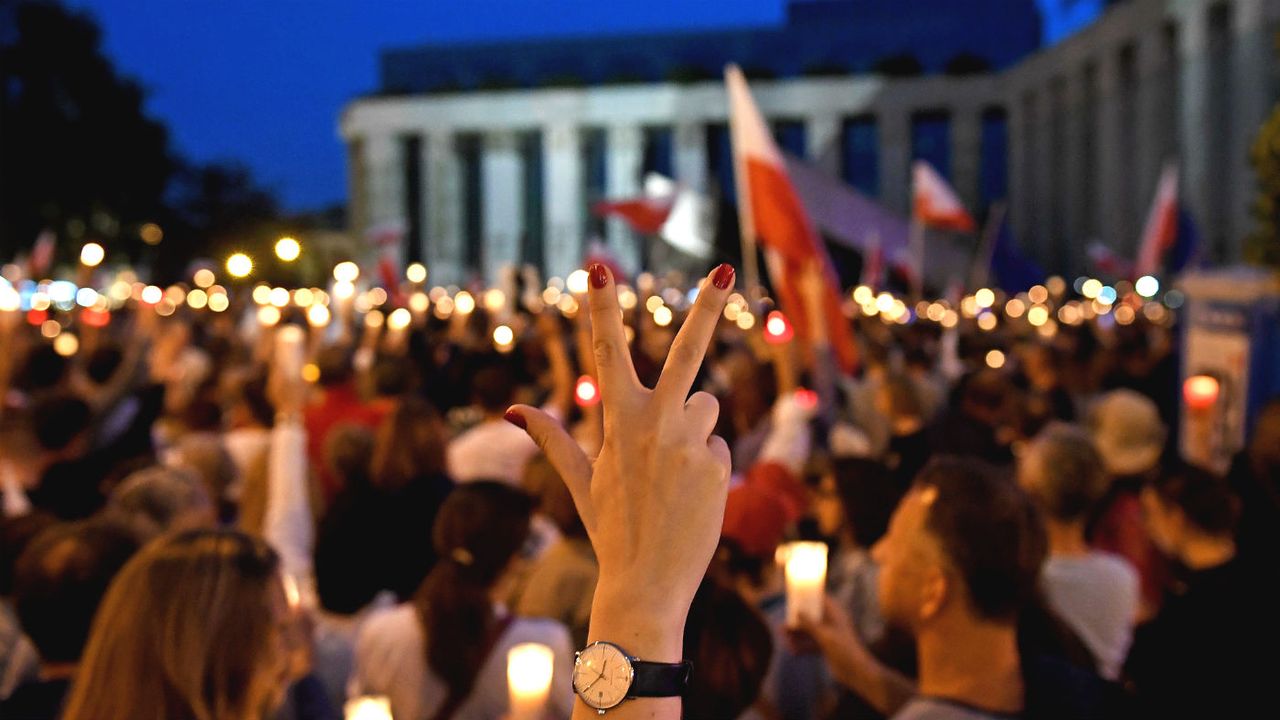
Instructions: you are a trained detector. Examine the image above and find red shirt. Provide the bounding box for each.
[304,384,390,503]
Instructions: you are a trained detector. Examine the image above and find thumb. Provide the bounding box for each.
[505,405,595,530]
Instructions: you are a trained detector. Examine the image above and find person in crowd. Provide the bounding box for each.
[2,519,140,719]
[1226,397,1280,571]
[930,370,1016,465]
[1087,389,1168,618]
[1125,464,1280,716]
[60,529,311,720]
[875,375,932,490]
[682,573,775,719]
[23,394,102,520]
[104,464,217,542]
[304,346,390,504]
[222,374,276,514]
[517,455,598,649]
[1017,343,1076,430]
[814,457,903,647]
[0,512,57,700]
[1017,423,1138,680]
[350,481,574,720]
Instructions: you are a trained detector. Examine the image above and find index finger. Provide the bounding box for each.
[654,263,735,404]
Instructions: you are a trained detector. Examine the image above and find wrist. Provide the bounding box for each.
[588,582,687,662]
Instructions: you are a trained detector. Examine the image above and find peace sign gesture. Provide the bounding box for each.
[505,263,736,715]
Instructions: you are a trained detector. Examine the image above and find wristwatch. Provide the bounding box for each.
[572,641,692,713]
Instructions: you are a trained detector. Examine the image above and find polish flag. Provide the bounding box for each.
[912,161,976,233]
[592,197,674,235]
[726,65,858,372]
[1133,162,1179,279]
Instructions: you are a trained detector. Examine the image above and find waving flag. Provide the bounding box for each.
[726,64,857,372]
[860,231,885,290]
[912,161,976,233]
[592,197,673,235]
[1133,163,1180,279]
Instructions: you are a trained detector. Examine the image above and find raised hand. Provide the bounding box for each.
[505,262,736,718]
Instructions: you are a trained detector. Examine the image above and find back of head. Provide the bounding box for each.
[524,455,586,538]
[316,345,354,388]
[325,422,376,492]
[372,354,414,398]
[959,369,1010,425]
[85,344,125,386]
[414,482,533,703]
[108,465,214,542]
[1148,463,1240,538]
[916,457,1047,623]
[682,574,773,718]
[882,373,924,421]
[0,511,59,596]
[1020,423,1108,523]
[14,519,140,665]
[471,365,516,413]
[1089,389,1166,478]
[832,458,903,547]
[14,345,69,394]
[371,397,447,490]
[61,530,281,720]
[31,393,92,453]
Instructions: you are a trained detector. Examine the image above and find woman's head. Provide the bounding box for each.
[415,482,533,703]
[682,574,773,718]
[62,530,290,720]
[371,397,447,490]
[816,458,903,548]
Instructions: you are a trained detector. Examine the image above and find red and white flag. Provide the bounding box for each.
[912,161,976,233]
[1133,162,1179,279]
[726,64,858,372]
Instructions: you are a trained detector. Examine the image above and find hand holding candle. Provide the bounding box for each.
[343,696,392,720]
[507,642,554,720]
[784,541,828,626]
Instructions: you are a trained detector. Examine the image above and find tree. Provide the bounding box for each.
[872,53,924,78]
[0,0,175,262]
[1248,68,1280,268]
[944,52,993,76]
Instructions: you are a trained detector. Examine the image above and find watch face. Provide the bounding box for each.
[573,642,634,710]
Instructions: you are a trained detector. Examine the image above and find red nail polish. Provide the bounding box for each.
[588,263,609,289]
[503,409,527,430]
[712,263,735,290]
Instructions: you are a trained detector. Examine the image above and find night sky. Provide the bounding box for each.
[67,0,787,211]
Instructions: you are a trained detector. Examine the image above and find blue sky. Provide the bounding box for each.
[68,0,787,211]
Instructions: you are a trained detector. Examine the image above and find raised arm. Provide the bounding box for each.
[507,262,736,720]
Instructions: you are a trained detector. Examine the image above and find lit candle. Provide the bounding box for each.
[1183,375,1220,411]
[508,642,554,720]
[783,541,828,626]
[343,696,392,720]
[275,325,306,384]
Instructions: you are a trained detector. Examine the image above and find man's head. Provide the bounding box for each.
[1017,423,1109,525]
[873,457,1046,634]
[31,393,92,457]
[471,365,516,413]
[14,519,140,665]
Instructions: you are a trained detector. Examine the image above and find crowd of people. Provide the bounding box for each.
[0,259,1277,719]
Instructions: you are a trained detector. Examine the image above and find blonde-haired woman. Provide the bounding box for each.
[62,529,298,720]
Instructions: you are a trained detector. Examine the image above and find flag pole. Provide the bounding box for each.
[909,218,925,301]
[970,202,1007,290]
[725,65,762,298]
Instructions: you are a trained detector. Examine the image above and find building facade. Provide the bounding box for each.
[341,0,1279,284]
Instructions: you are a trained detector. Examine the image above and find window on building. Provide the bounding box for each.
[841,115,879,197]
[911,110,951,180]
[772,120,807,159]
[402,135,423,265]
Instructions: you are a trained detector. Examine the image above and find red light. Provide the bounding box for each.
[763,310,794,344]
[26,309,47,326]
[575,375,600,407]
[81,308,110,328]
[1183,375,1220,411]
[794,388,818,410]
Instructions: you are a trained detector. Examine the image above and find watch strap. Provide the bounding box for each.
[629,660,692,698]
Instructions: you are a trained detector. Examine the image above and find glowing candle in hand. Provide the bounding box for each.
[784,541,828,626]
[343,696,392,720]
[508,642,554,720]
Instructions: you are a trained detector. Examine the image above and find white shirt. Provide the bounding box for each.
[351,603,575,720]
[447,419,541,485]
[1041,552,1139,680]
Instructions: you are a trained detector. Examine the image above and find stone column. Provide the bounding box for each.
[543,123,584,278]
[1136,31,1173,239]
[1006,89,1028,246]
[1229,0,1276,261]
[363,132,406,268]
[807,113,842,177]
[425,131,463,285]
[674,122,708,193]
[949,106,983,214]
[606,124,644,273]
[1063,72,1090,274]
[1178,1,1214,260]
[481,131,523,284]
[877,105,911,216]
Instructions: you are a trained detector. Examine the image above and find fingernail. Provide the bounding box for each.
[503,408,527,430]
[588,263,609,289]
[711,263,735,290]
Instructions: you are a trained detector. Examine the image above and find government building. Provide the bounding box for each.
[340,0,1279,285]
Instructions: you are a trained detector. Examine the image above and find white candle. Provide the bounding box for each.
[343,695,392,720]
[508,642,554,720]
[784,541,828,626]
[275,325,306,383]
